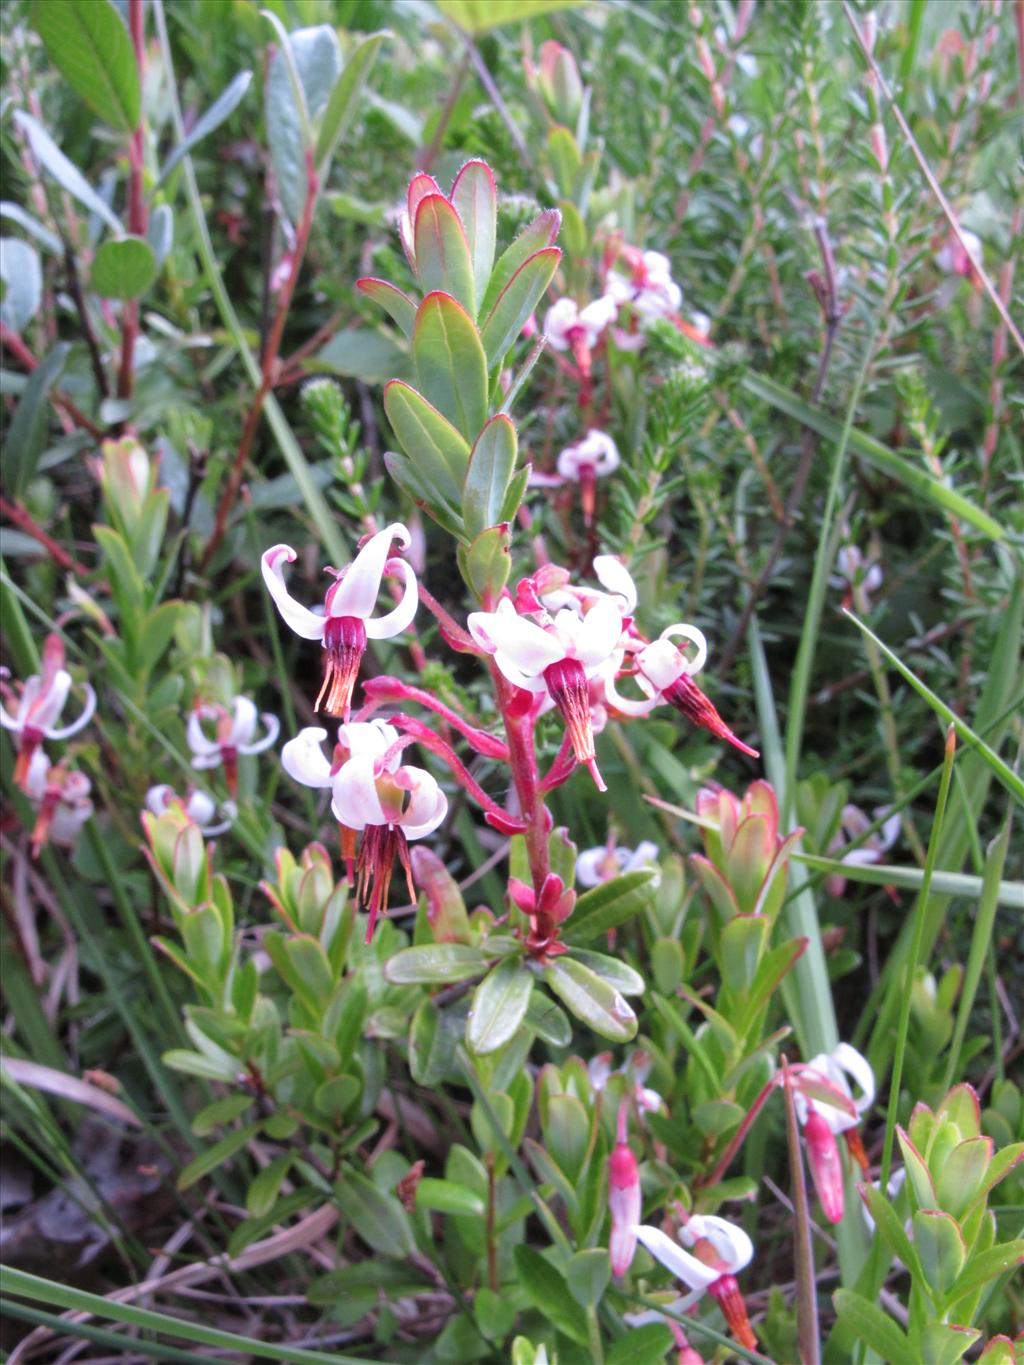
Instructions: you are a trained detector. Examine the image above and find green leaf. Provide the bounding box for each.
[162,1047,236,1081]
[314,31,388,174]
[436,0,581,33]
[845,611,1024,806]
[356,277,417,339]
[566,1248,610,1309]
[946,1238,1024,1306]
[159,70,253,184]
[413,195,477,316]
[192,1093,255,1136]
[0,238,42,331]
[177,1122,261,1190]
[913,1210,967,1301]
[265,24,340,223]
[719,914,769,992]
[32,0,140,132]
[547,126,582,198]
[480,209,561,319]
[916,1322,981,1365]
[384,450,464,539]
[562,869,658,944]
[513,1246,588,1346]
[13,111,123,234]
[466,958,533,1055]
[0,201,62,254]
[934,1136,994,1219]
[459,524,511,600]
[544,1093,589,1184]
[314,1074,360,1119]
[90,235,158,299]
[543,956,637,1042]
[5,343,69,499]
[566,948,645,996]
[480,246,561,365]
[742,370,1006,543]
[525,991,572,1046]
[146,203,173,268]
[333,1168,414,1258]
[463,414,517,539]
[859,1181,922,1278]
[385,943,486,985]
[413,292,488,440]
[314,327,409,384]
[415,1176,485,1216]
[247,1153,292,1217]
[607,1323,674,1365]
[833,1289,916,1365]
[409,998,456,1085]
[383,378,470,507]
[450,159,497,307]
[795,854,1024,909]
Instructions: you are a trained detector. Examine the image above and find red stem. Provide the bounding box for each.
[117,0,148,401]
[0,496,90,576]
[390,714,525,831]
[361,677,508,759]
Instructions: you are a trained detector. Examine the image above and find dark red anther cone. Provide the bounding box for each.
[542,657,605,789]
[708,1273,758,1352]
[663,672,759,758]
[317,615,368,718]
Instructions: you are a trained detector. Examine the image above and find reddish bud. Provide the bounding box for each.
[805,1107,845,1224]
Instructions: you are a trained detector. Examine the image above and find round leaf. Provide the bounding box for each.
[90,235,158,300]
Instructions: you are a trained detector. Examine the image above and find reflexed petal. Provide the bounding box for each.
[625,840,660,872]
[338,719,399,759]
[31,669,72,730]
[331,753,386,830]
[579,294,617,342]
[841,847,883,868]
[832,1042,875,1115]
[329,523,411,620]
[363,557,418,639]
[281,727,335,788]
[185,791,217,827]
[468,605,563,677]
[191,752,222,771]
[876,807,901,851]
[186,711,220,757]
[262,544,326,641]
[398,767,448,839]
[576,847,610,887]
[840,803,871,840]
[604,672,659,718]
[633,1225,719,1291]
[660,624,708,676]
[683,1214,754,1273]
[230,695,258,747]
[239,711,280,755]
[543,297,579,349]
[637,638,683,692]
[44,681,96,740]
[145,784,174,815]
[23,749,51,800]
[575,597,624,669]
[593,555,637,613]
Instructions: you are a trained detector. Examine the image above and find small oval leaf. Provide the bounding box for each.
[90,235,158,299]
[466,958,533,1055]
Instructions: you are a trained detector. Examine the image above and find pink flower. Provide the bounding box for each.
[1,635,95,790]
[796,1042,876,1220]
[829,545,883,610]
[261,524,418,719]
[825,804,900,897]
[468,595,625,789]
[187,696,279,795]
[22,750,93,857]
[543,296,617,355]
[608,1104,642,1275]
[607,249,682,323]
[281,722,447,942]
[145,785,236,837]
[577,840,659,888]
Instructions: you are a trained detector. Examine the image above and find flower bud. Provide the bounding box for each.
[805,1107,845,1224]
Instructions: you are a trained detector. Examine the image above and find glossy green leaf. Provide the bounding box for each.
[525,992,572,1046]
[466,958,533,1055]
[459,524,511,599]
[719,913,769,993]
[946,1238,1024,1306]
[544,1093,589,1184]
[191,1093,255,1136]
[547,125,582,198]
[356,277,417,339]
[898,1126,938,1208]
[513,1246,588,1346]
[5,343,69,499]
[562,869,658,944]
[415,1176,485,1216]
[247,1153,292,1217]
[385,942,486,985]
[859,1181,921,1278]
[479,209,561,319]
[32,0,140,132]
[916,1322,981,1365]
[607,1324,675,1365]
[567,948,644,996]
[314,327,409,384]
[384,450,464,538]
[566,1247,610,1309]
[480,246,561,365]
[383,379,470,505]
[265,23,340,223]
[414,195,476,315]
[159,70,253,183]
[833,1289,916,1365]
[934,1136,994,1219]
[177,1122,261,1190]
[463,413,517,539]
[742,370,1006,542]
[314,31,388,173]
[90,235,158,299]
[413,292,488,440]
[914,1210,967,1301]
[410,998,455,1085]
[0,238,42,331]
[314,1074,360,1119]
[450,159,497,306]
[543,956,637,1042]
[13,111,123,234]
[333,1168,414,1258]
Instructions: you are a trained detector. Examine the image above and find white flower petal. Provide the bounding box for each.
[191,752,222,771]
[262,544,327,641]
[23,749,51,800]
[331,753,386,829]
[876,807,901,851]
[398,767,448,839]
[575,597,624,669]
[230,695,258,747]
[543,298,579,350]
[468,607,563,678]
[186,711,220,758]
[576,847,610,887]
[338,719,398,759]
[29,669,72,730]
[184,791,217,827]
[633,1225,719,1291]
[329,523,410,620]
[661,624,708,676]
[363,557,418,639]
[832,1042,875,1115]
[683,1214,754,1273]
[604,672,659,718]
[592,556,637,613]
[281,727,334,788]
[45,681,96,740]
[239,711,280,755]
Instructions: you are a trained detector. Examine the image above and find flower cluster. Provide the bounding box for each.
[2,634,95,856]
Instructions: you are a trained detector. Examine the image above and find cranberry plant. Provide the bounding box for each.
[1,1,1021,1362]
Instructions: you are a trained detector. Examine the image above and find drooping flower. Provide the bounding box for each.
[825,804,901,897]
[543,296,617,374]
[468,595,625,789]
[145,785,236,837]
[828,544,883,611]
[608,1103,642,1276]
[607,248,682,323]
[555,431,619,524]
[633,1213,757,1351]
[796,1042,876,1196]
[1,635,96,789]
[587,1049,664,1117]
[22,750,93,857]
[577,839,660,888]
[187,696,279,795]
[281,722,448,943]
[935,227,982,280]
[606,625,759,757]
[261,524,418,719]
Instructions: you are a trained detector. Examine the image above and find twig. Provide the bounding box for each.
[63,243,109,400]
[0,496,91,576]
[419,52,470,172]
[464,36,531,169]
[0,322,104,438]
[116,0,148,400]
